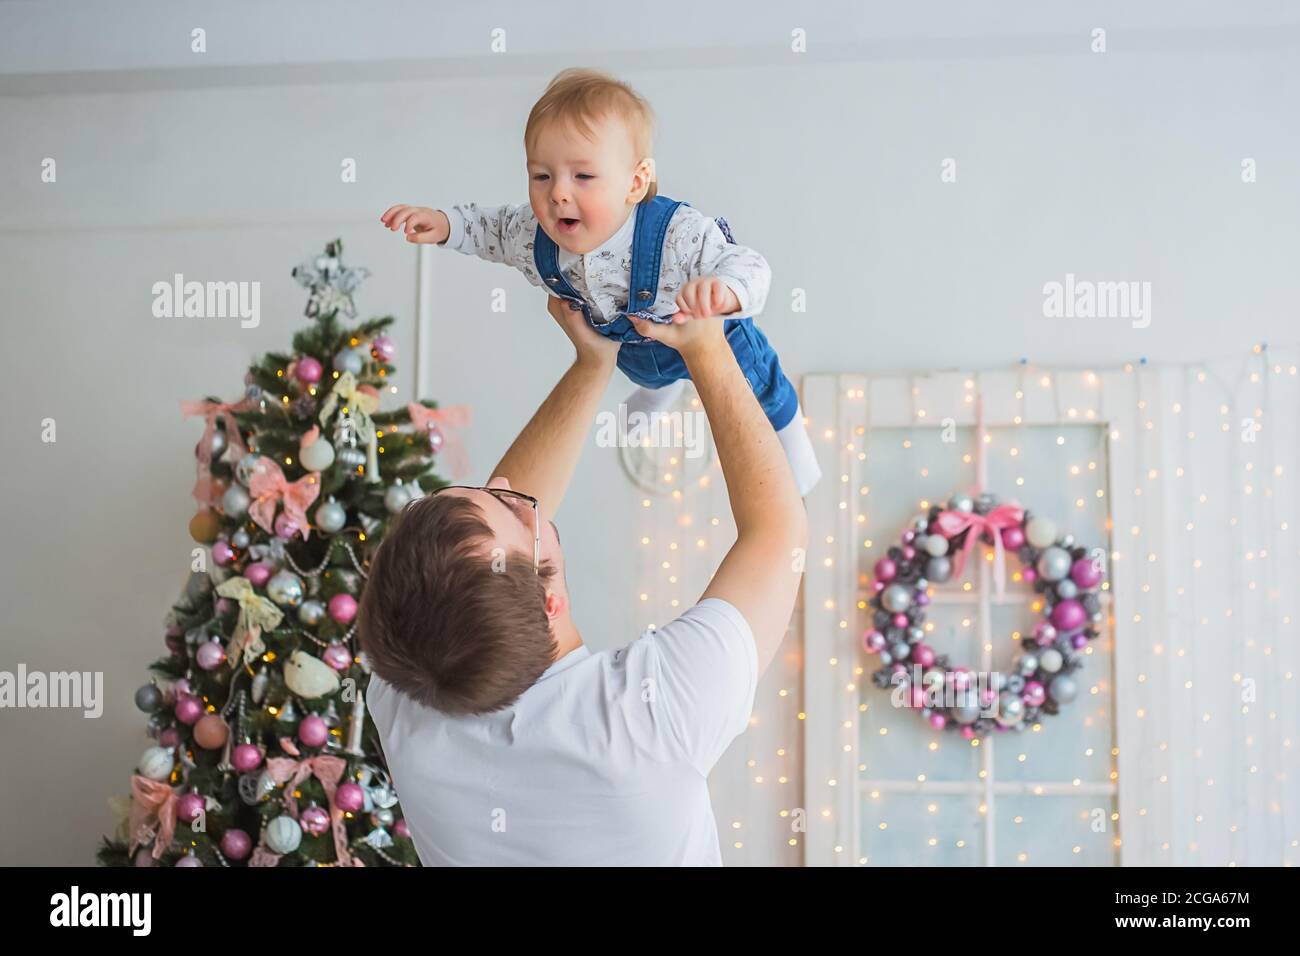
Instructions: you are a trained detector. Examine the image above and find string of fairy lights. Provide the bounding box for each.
[631,346,1296,866]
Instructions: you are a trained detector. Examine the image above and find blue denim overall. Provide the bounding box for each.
[532,194,800,432]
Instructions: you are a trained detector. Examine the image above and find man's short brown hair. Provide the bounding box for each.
[358,493,557,716]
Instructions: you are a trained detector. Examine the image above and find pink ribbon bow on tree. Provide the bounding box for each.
[406,402,473,480]
[933,502,1025,598]
[247,458,321,540]
[180,397,255,508]
[250,754,358,867]
[127,775,179,861]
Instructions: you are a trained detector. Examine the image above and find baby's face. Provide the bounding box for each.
[527,113,648,255]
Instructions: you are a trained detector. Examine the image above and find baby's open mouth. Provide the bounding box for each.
[557,217,581,230]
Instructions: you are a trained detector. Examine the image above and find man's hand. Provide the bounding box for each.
[546,296,620,368]
[379,205,451,244]
[627,308,727,357]
[674,276,740,321]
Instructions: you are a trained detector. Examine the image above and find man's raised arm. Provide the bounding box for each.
[489,297,620,521]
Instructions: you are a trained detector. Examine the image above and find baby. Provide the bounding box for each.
[380,68,822,495]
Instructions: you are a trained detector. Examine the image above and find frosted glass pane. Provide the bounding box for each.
[860,792,985,866]
[994,796,1120,866]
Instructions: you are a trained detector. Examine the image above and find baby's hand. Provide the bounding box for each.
[674,277,740,321]
[380,205,451,244]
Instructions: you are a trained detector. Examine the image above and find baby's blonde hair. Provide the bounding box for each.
[525,68,658,203]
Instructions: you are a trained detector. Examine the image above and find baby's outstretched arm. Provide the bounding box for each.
[381,201,534,274]
[379,205,451,244]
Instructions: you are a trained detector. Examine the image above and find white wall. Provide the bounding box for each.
[1,0,1297,865]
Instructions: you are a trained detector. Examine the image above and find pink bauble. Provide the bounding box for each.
[1022,567,1037,583]
[394,818,410,839]
[913,644,936,668]
[872,580,885,593]
[220,828,253,860]
[1023,680,1047,707]
[915,591,930,606]
[177,792,206,825]
[133,848,155,867]
[298,714,328,748]
[195,640,226,671]
[873,558,897,582]
[328,593,358,624]
[372,334,397,362]
[1002,526,1026,550]
[174,678,193,696]
[903,530,916,544]
[323,642,352,671]
[1072,633,1088,650]
[174,694,204,725]
[929,713,947,730]
[274,512,301,540]
[175,855,203,867]
[902,546,916,560]
[1034,621,1058,647]
[295,356,323,384]
[890,662,907,676]
[300,804,331,837]
[892,612,909,628]
[1070,557,1103,589]
[245,562,273,588]
[909,687,926,708]
[961,726,976,740]
[862,630,886,654]
[232,743,263,772]
[159,728,180,748]
[194,714,229,750]
[336,782,365,813]
[1050,598,1087,632]
[211,539,234,566]
[980,687,998,706]
[215,597,235,617]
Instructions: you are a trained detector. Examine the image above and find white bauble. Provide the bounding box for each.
[138,746,175,781]
[300,438,336,472]
[266,815,303,854]
[1025,516,1058,549]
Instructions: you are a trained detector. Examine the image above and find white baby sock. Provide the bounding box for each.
[776,408,823,497]
[623,379,687,419]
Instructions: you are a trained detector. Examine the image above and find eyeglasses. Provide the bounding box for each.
[431,485,541,574]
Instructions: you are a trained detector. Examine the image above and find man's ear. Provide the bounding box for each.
[544,590,567,621]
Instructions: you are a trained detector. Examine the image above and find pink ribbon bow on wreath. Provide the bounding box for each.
[180,397,255,508]
[933,502,1025,599]
[247,458,321,540]
[127,775,179,861]
[406,402,473,480]
[249,754,359,867]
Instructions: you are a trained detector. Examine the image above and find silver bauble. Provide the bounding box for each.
[1025,516,1058,549]
[138,746,174,781]
[1039,648,1064,673]
[881,583,913,613]
[135,683,163,713]
[266,815,303,854]
[924,535,949,557]
[300,438,336,473]
[1055,579,1078,599]
[370,808,395,828]
[333,349,364,375]
[251,669,269,704]
[384,481,413,515]
[266,570,305,608]
[1018,653,1040,675]
[221,484,250,520]
[235,453,263,487]
[889,642,910,661]
[926,556,952,583]
[337,445,366,470]
[315,498,347,534]
[1036,546,1072,582]
[995,693,1025,726]
[231,528,251,548]
[298,600,326,627]
[1049,675,1079,703]
[953,695,983,724]
[950,494,974,513]
[911,515,929,532]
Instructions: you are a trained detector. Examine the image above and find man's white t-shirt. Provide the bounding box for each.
[366,598,757,866]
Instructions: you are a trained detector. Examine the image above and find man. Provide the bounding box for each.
[361,294,808,866]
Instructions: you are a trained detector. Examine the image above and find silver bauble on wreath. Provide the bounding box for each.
[995,693,1026,726]
[1049,675,1079,703]
[222,484,250,520]
[1039,648,1064,674]
[881,584,912,613]
[950,493,974,513]
[1018,653,1040,676]
[1055,579,1078,599]
[266,570,305,608]
[1025,516,1058,549]
[926,556,952,583]
[923,535,949,557]
[1036,546,1072,582]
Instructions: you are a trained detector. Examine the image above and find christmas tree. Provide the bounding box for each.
[99,240,470,867]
